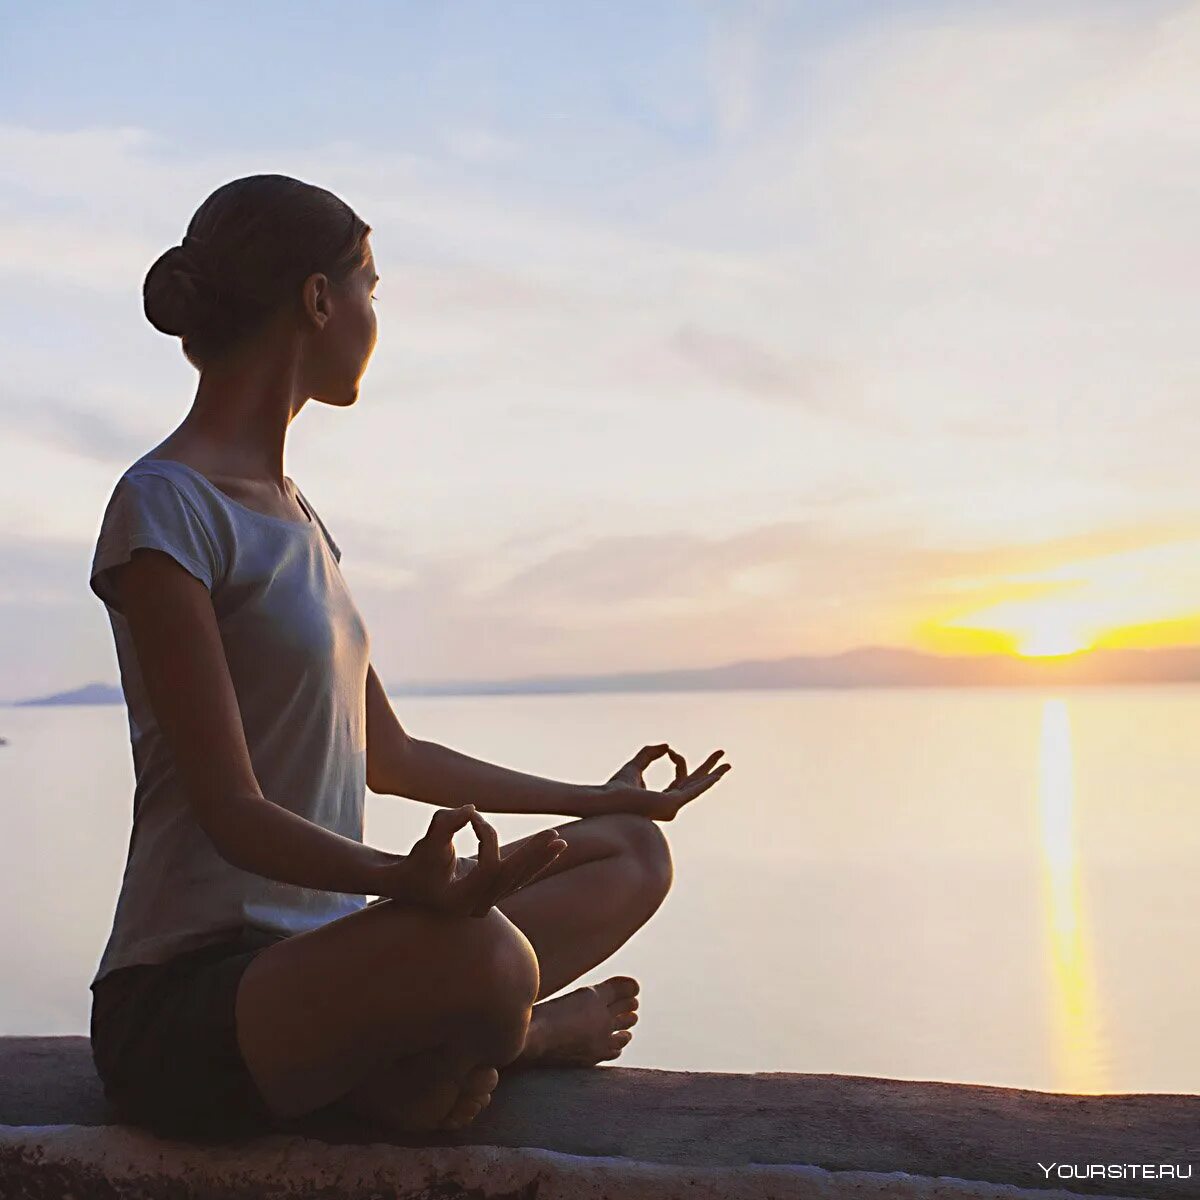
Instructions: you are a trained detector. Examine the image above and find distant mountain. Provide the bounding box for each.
[13,681,125,706]
[388,645,1200,694]
[12,646,1200,707]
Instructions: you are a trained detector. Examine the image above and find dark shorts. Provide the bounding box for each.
[89,927,291,1140]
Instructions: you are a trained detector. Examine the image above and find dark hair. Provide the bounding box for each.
[143,174,372,368]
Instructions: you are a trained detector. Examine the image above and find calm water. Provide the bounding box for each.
[2,688,1198,1095]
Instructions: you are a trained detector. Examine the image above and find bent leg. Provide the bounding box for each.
[240,814,675,1129]
[490,812,674,998]
[234,900,539,1127]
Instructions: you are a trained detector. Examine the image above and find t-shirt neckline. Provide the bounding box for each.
[134,458,319,531]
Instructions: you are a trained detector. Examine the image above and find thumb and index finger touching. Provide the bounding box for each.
[633,742,732,790]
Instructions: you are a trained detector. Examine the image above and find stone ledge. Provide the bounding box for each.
[0,1125,1156,1200]
[3,1038,1197,1199]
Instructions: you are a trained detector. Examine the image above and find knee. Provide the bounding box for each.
[469,908,539,1000]
[604,812,674,907]
[461,907,539,1012]
[461,910,539,1064]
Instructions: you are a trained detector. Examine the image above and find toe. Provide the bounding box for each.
[441,1096,483,1131]
[602,1030,634,1060]
[460,1065,498,1098]
[472,1066,500,1093]
[439,1065,499,1130]
[613,1010,638,1029]
[598,975,639,1003]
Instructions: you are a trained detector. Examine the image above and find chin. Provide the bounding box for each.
[318,388,360,408]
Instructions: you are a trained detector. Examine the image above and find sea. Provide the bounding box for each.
[2,686,1197,1094]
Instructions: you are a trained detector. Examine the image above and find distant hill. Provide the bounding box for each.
[13,681,125,706]
[13,645,1200,706]
[386,645,1200,693]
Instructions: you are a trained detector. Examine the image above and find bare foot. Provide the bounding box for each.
[511,975,640,1068]
[437,1065,500,1131]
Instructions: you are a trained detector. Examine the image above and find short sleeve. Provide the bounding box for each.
[89,472,223,614]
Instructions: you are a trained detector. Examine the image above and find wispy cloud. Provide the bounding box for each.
[2,2,1199,694]
[3,391,147,464]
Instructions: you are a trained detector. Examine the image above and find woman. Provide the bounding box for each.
[87,174,732,1142]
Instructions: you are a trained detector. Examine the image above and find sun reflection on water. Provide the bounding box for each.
[1037,698,1109,1094]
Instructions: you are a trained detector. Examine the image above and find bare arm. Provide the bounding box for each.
[116,548,400,896]
[364,663,602,817]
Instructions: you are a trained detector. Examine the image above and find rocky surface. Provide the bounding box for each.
[2,1037,1196,1199]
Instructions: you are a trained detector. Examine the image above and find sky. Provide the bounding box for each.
[2,0,1200,699]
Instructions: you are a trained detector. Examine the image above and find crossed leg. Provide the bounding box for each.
[234,812,673,1133]
[336,812,672,1119]
[470,810,672,1067]
[488,811,673,997]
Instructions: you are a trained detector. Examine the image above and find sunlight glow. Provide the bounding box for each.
[921,537,1200,659]
[1036,700,1108,1094]
[1016,619,1093,659]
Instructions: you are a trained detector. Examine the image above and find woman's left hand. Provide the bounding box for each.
[596,742,732,821]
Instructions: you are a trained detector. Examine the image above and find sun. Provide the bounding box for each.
[1017,627,1093,658]
[1017,633,1094,662]
[926,609,1096,659]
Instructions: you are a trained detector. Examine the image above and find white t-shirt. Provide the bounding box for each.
[88,456,371,988]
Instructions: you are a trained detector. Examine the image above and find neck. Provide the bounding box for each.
[174,331,309,483]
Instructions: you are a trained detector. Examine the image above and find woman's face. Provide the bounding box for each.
[307,241,379,407]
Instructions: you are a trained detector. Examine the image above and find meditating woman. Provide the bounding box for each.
[87,174,732,1141]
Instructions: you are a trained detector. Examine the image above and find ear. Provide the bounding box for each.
[300,272,333,330]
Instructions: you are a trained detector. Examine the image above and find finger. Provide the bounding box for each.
[500,846,566,902]
[500,830,564,887]
[449,832,503,900]
[453,858,501,915]
[495,832,566,899]
[686,749,725,781]
[469,811,501,871]
[677,763,731,803]
[665,747,688,787]
[506,837,567,893]
[630,743,671,771]
[426,804,477,844]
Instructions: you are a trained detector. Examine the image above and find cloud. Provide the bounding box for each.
[4,2,1200,694]
[345,512,1200,682]
[668,320,874,421]
[3,391,148,465]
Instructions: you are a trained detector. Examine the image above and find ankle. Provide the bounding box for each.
[511,1010,549,1067]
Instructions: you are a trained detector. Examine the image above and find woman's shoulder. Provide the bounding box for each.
[90,458,230,612]
[121,454,200,487]
[111,454,195,493]
[114,457,232,523]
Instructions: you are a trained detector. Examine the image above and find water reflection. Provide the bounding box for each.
[4,690,1198,1089]
[1037,697,1108,1093]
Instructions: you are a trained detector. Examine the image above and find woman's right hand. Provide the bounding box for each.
[374,804,567,918]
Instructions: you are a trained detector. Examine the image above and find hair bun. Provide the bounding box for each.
[178,232,210,264]
[143,235,220,338]
[141,175,371,367]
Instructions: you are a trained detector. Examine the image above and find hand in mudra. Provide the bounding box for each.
[600,742,732,821]
[378,804,566,918]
